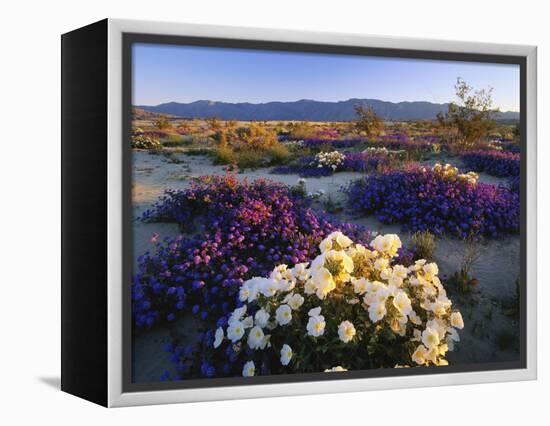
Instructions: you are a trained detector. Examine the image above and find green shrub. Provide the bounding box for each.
[235,149,265,169]
[154,115,171,130]
[214,145,236,165]
[289,121,316,139]
[162,134,191,147]
[267,143,290,165]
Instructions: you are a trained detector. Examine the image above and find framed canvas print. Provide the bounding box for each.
[61,18,537,407]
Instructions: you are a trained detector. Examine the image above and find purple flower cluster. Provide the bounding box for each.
[345,165,520,238]
[461,150,520,177]
[374,139,433,152]
[271,152,393,177]
[133,174,372,330]
[342,152,393,173]
[301,138,364,149]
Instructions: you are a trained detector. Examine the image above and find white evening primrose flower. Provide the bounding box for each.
[338,321,356,343]
[371,234,401,255]
[393,264,409,280]
[242,360,255,377]
[238,283,251,303]
[288,293,305,310]
[259,278,279,297]
[227,321,245,342]
[304,279,317,295]
[213,327,224,348]
[374,257,389,271]
[270,265,293,287]
[368,302,387,322]
[312,267,335,299]
[292,263,310,281]
[319,237,333,253]
[228,306,247,324]
[280,344,293,366]
[239,279,259,303]
[247,326,265,350]
[426,318,447,340]
[325,249,354,273]
[450,311,464,329]
[254,309,270,328]
[412,345,428,365]
[324,366,347,372]
[430,298,452,316]
[275,304,292,326]
[380,268,393,281]
[422,327,440,349]
[306,314,326,337]
[409,259,426,272]
[352,278,369,295]
[393,291,413,316]
[370,235,386,252]
[328,231,352,249]
[364,283,389,305]
[423,262,439,278]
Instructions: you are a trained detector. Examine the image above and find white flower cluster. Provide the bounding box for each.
[429,163,479,186]
[487,140,503,151]
[283,140,305,149]
[363,147,389,155]
[213,232,463,375]
[312,151,345,171]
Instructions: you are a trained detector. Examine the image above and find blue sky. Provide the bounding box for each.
[133,43,520,112]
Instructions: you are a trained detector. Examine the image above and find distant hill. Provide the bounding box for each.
[133,107,177,120]
[136,99,519,122]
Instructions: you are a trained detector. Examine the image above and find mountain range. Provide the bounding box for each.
[135,98,519,122]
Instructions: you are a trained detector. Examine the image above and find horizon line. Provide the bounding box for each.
[134,97,519,113]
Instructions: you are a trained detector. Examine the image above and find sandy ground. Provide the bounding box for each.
[132,150,520,382]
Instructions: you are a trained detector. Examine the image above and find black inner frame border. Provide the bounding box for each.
[122,32,528,393]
